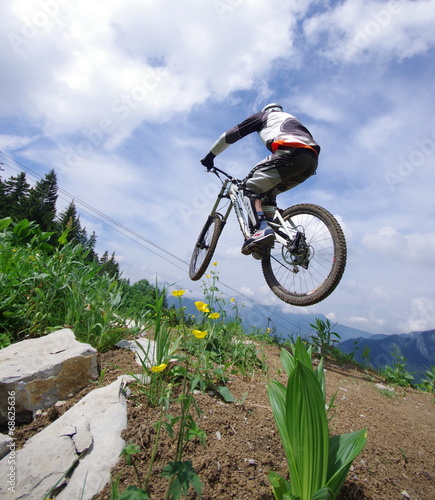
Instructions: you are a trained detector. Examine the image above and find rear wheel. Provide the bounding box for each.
[261,204,346,306]
[189,214,224,281]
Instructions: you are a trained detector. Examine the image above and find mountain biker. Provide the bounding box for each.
[200,103,320,255]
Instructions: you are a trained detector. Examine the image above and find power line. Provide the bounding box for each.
[0,151,313,337]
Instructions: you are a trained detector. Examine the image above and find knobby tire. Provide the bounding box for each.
[261,203,347,306]
[189,213,223,281]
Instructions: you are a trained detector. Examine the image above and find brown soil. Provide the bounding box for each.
[13,344,435,500]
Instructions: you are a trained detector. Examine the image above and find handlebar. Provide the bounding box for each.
[205,166,241,183]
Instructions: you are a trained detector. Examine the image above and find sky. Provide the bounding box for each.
[1,0,435,336]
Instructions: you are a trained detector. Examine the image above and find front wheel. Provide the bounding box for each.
[189,214,224,281]
[262,204,347,306]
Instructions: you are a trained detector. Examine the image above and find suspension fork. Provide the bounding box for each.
[203,180,233,238]
[207,180,230,217]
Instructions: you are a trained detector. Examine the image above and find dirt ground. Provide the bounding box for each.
[13,343,435,500]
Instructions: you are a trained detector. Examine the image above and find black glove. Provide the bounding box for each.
[200,152,216,170]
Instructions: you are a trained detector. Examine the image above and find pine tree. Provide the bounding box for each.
[1,172,30,220]
[57,200,88,246]
[86,231,98,262]
[25,170,58,232]
[0,177,7,218]
[98,251,120,280]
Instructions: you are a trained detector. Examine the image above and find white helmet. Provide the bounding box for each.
[261,103,283,113]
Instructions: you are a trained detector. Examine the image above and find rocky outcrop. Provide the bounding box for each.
[0,330,155,499]
[0,434,13,460]
[0,375,132,500]
[0,329,98,425]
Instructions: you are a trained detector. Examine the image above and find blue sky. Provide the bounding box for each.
[1,0,435,335]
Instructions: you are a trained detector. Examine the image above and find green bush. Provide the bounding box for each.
[381,345,414,387]
[0,217,127,349]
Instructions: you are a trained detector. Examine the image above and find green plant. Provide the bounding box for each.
[361,345,372,367]
[200,262,227,318]
[398,447,408,464]
[125,292,209,498]
[0,223,129,348]
[119,442,143,485]
[310,318,341,356]
[0,218,54,251]
[267,337,367,500]
[128,288,182,408]
[159,322,210,499]
[381,345,414,387]
[109,482,149,500]
[161,461,203,500]
[419,365,435,394]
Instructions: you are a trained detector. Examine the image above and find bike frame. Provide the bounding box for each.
[207,167,296,246]
[191,166,347,305]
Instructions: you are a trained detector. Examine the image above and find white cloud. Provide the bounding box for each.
[325,312,336,322]
[239,287,255,297]
[1,0,304,145]
[405,297,435,332]
[0,134,37,151]
[303,0,435,63]
[362,227,435,268]
[348,316,370,325]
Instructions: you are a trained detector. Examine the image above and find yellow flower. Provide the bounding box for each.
[194,301,210,313]
[230,298,235,302]
[213,262,218,266]
[151,363,168,373]
[192,330,208,339]
[206,275,211,278]
[208,312,220,320]
[171,290,186,297]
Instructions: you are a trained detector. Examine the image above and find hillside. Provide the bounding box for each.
[339,330,435,382]
[13,341,435,500]
[168,295,435,383]
[167,295,375,342]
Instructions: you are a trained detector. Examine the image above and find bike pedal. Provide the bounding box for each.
[251,251,262,260]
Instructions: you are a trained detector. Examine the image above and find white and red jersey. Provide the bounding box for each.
[210,110,320,157]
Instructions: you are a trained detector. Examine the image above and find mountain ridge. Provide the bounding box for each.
[168,295,435,382]
[338,329,435,382]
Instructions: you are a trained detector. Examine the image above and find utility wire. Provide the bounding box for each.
[0,151,313,337]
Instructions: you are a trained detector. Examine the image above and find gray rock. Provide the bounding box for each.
[116,337,157,367]
[0,434,13,460]
[0,329,98,425]
[375,383,395,392]
[0,375,132,500]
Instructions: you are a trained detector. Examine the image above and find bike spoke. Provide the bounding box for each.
[262,204,346,306]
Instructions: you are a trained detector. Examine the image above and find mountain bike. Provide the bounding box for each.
[189,166,347,306]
